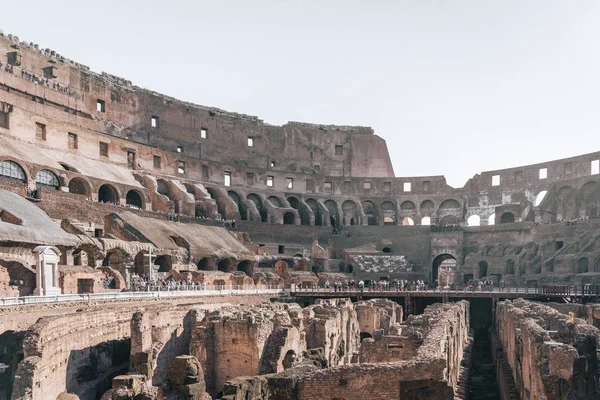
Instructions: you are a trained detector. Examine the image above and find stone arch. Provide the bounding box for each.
[488,212,496,225]
[247,193,267,222]
[157,179,170,196]
[102,248,128,270]
[477,260,488,278]
[218,258,234,273]
[0,160,27,183]
[283,212,295,225]
[324,199,339,227]
[381,201,396,225]
[360,332,373,342]
[288,196,310,225]
[126,189,144,209]
[467,215,481,226]
[154,255,172,273]
[400,201,416,210]
[432,254,456,284]
[342,200,358,226]
[402,217,414,226]
[133,251,149,276]
[68,177,91,197]
[421,216,431,225]
[306,199,323,226]
[282,350,297,369]
[506,259,515,275]
[583,182,600,218]
[237,260,253,276]
[362,200,377,225]
[577,257,589,273]
[228,190,247,221]
[420,200,435,215]
[267,196,282,207]
[197,257,212,271]
[35,169,60,190]
[595,256,600,273]
[557,186,578,219]
[98,184,119,204]
[439,199,460,209]
[500,212,515,224]
[382,247,392,253]
[439,215,459,226]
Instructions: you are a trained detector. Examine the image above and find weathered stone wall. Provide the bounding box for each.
[496,299,600,400]
[6,294,275,400]
[222,301,470,400]
[190,298,360,397]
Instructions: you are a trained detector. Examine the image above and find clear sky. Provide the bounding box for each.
[2,1,599,187]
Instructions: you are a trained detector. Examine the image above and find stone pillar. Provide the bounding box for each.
[32,246,62,296]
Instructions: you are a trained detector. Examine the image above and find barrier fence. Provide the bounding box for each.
[0,287,285,306]
[290,284,600,297]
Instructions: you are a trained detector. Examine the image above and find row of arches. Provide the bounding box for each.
[466,212,515,226]
[0,159,146,208]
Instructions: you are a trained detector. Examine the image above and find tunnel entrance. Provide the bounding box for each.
[469,298,500,399]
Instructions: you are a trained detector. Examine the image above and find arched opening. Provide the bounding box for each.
[228,190,247,220]
[288,197,299,209]
[283,212,295,225]
[154,255,172,273]
[68,177,90,196]
[347,265,354,273]
[500,212,515,224]
[0,160,27,183]
[595,257,600,273]
[306,199,322,226]
[98,184,118,204]
[402,217,414,226]
[218,259,234,273]
[439,199,460,210]
[237,260,253,276]
[432,254,456,285]
[282,350,297,369]
[420,200,434,215]
[362,201,377,225]
[35,169,60,190]
[325,200,339,227]
[267,196,282,207]
[133,251,148,276]
[421,216,431,225]
[157,179,170,196]
[125,190,143,209]
[342,200,358,226]
[535,190,548,207]
[439,215,459,226]
[478,261,488,278]
[197,257,212,271]
[577,257,589,273]
[102,249,126,269]
[488,213,496,225]
[506,259,515,275]
[247,194,267,222]
[381,201,396,225]
[400,201,416,210]
[360,332,373,342]
[467,215,481,226]
[382,247,392,253]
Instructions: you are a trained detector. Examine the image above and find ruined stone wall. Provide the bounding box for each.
[496,299,600,400]
[190,299,360,397]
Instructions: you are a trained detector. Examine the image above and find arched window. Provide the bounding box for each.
[421,216,431,225]
[535,191,548,207]
[126,190,143,209]
[98,184,118,204]
[35,169,60,189]
[283,212,295,225]
[0,160,26,182]
[500,212,515,224]
[402,217,414,226]
[68,177,90,196]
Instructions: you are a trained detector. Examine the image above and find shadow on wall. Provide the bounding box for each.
[152,311,196,385]
[0,330,24,400]
[65,339,130,399]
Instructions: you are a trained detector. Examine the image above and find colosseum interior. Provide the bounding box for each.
[1,28,600,400]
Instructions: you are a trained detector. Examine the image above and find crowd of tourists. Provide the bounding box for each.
[130,274,207,291]
[314,279,430,292]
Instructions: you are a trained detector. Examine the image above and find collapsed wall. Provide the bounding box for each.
[496,299,600,400]
[223,301,470,400]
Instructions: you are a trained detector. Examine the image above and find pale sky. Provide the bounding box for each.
[2,1,599,187]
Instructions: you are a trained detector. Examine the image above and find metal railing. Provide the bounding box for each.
[289,284,600,297]
[0,287,285,306]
